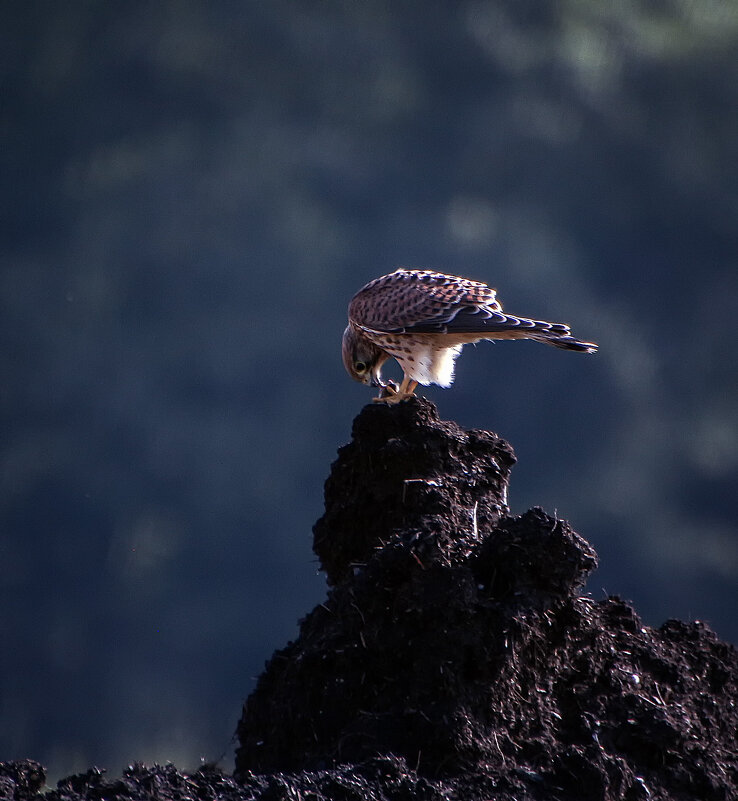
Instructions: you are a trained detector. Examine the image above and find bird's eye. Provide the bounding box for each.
[354,360,367,373]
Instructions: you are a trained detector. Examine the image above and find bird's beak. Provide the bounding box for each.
[369,372,384,388]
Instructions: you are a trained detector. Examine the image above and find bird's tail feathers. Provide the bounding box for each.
[508,315,597,352]
[478,314,598,353]
[528,332,598,353]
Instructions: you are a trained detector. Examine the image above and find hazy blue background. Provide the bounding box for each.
[2,0,737,781]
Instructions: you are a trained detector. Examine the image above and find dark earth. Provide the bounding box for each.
[3,399,737,800]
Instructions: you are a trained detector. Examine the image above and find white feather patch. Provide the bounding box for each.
[406,344,464,387]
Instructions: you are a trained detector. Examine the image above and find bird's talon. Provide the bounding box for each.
[373,393,408,404]
[373,380,399,402]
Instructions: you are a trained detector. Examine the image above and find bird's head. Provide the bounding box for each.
[342,325,388,387]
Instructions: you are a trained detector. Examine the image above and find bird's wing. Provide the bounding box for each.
[401,305,598,354]
[348,269,500,332]
[398,305,571,336]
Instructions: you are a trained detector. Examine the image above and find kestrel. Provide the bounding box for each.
[342,268,597,403]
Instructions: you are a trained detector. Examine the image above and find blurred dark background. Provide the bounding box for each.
[2,0,737,781]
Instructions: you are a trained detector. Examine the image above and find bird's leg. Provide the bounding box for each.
[374,375,418,404]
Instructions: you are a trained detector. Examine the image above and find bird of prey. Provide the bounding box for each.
[342,268,597,403]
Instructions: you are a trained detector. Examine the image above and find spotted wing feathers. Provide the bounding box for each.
[348,268,500,332]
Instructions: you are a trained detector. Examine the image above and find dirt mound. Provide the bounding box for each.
[3,398,736,801]
[235,398,738,800]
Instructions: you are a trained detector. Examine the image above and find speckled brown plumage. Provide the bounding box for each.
[342,268,597,402]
